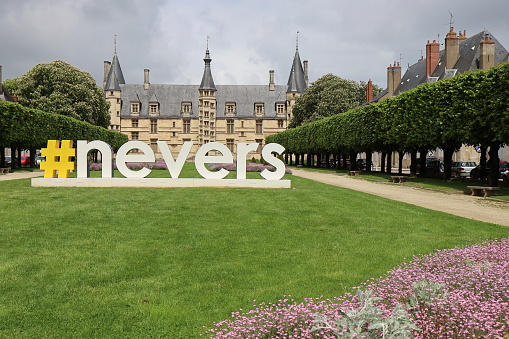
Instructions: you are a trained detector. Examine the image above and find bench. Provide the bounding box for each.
[391,176,408,183]
[467,186,500,197]
[349,171,361,176]
[0,168,9,175]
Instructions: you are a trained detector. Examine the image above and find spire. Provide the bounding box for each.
[104,36,126,91]
[287,43,307,93]
[199,37,216,90]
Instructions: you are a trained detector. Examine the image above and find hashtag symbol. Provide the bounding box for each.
[40,140,76,178]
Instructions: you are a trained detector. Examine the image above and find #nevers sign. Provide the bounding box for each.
[31,140,291,188]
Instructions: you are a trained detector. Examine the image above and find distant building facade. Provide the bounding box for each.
[371,28,509,166]
[103,45,308,159]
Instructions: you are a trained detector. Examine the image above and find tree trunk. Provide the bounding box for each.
[349,152,357,170]
[418,148,428,176]
[0,148,5,168]
[17,148,22,168]
[386,152,392,174]
[10,146,17,170]
[307,153,312,167]
[366,150,373,173]
[442,145,455,180]
[29,146,36,168]
[398,151,404,174]
[487,144,500,187]
[479,145,487,180]
[410,150,418,176]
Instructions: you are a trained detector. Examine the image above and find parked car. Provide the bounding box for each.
[470,162,508,180]
[356,158,372,170]
[451,161,477,177]
[35,156,46,167]
[426,159,443,175]
[20,156,30,167]
[4,156,11,167]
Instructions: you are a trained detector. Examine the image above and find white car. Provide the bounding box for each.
[451,161,477,177]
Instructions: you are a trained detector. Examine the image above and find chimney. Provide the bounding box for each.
[459,29,468,40]
[479,35,496,70]
[103,61,111,88]
[303,60,309,87]
[387,62,401,97]
[269,70,275,91]
[366,79,373,103]
[445,27,460,69]
[144,69,150,90]
[426,40,440,78]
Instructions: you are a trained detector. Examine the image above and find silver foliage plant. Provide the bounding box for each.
[312,280,447,338]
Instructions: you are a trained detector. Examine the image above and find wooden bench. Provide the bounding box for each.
[0,168,9,175]
[391,176,408,183]
[349,171,361,176]
[467,186,500,197]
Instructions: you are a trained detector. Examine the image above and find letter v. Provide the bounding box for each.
[157,141,193,178]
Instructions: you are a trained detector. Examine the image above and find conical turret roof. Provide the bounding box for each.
[199,49,216,90]
[105,53,125,91]
[287,49,307,93]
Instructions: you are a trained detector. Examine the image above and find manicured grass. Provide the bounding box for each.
[1,164,509,338]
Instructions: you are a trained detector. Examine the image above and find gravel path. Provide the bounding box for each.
[291,169,509,227]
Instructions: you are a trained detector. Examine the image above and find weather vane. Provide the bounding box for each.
[296,31,299,50]
[114,34,117,55]
[207,35,210,49]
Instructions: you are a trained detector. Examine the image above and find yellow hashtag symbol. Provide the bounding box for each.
[40,140,76,178]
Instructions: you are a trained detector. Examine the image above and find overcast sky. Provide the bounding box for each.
[1,0,508,90]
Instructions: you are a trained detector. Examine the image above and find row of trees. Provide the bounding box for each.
[0,101,127,168]
[267,62,509,186]
[1,60,121,168]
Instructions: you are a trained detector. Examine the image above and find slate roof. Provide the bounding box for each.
[0,85,15,102]
[199,49,216,90]
[392,30,509,97]
[287,49,307,93]
[120,84,287,119]
[105,53,126,91]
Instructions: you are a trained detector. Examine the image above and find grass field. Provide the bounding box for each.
[1,164,509,338]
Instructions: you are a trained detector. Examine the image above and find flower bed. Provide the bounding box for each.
[204,238,509,338]
[89,161,293,174]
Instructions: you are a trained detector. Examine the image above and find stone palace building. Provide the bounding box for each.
[103,43,308,159]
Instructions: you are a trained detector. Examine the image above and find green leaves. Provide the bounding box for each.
[290,74,365,127]
[11,60,110,128]
[269,62,509,156]
[0,101,127,150]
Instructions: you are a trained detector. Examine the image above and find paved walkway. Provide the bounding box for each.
[291,169,509,227]
[0,171,43,181]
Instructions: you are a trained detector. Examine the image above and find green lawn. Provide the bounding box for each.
[1,164,509,338]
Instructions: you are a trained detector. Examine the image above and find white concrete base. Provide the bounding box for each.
[31,177,291,188]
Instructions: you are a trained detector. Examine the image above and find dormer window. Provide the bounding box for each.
[255,103,264,116]
[276,103,285,114]
[149,103,159,115]
[131,102,140,114]
[226,102,236,116]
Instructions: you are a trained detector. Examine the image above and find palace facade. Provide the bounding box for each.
[103,45,308,159]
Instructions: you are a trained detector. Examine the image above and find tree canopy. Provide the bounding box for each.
[5,60,110,128]
[289,74,370,127]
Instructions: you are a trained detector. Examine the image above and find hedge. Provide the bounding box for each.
[267,62,509,158]
[0,100,128,151]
